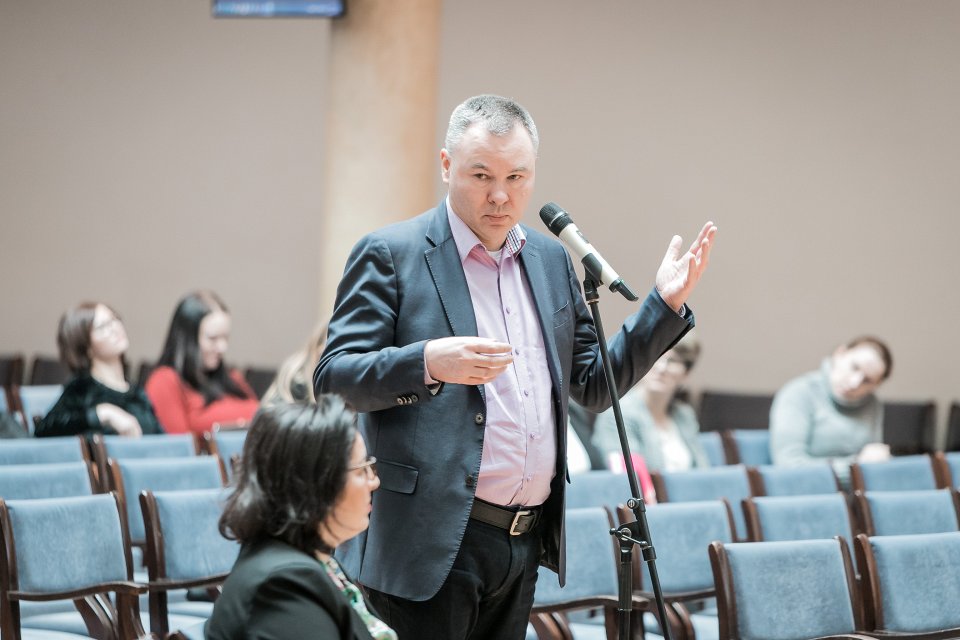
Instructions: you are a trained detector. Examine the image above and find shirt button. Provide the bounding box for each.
[465,475,475,487]
[474,413,484,425]
[523,389,529,397]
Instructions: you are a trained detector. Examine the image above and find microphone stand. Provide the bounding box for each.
[580,272,673,640]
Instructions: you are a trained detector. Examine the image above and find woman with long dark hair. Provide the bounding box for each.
[146,290,258,434]
[206,399,395,640]
[37,301,162,438]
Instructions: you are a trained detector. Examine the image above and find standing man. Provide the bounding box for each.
[315,94,716,639]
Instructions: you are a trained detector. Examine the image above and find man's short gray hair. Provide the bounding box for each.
[444,95,539,154]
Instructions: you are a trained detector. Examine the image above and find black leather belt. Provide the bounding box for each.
[470,499,541,536]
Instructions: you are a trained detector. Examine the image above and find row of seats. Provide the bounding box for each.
[533,505,960,640]
[0,432,248,487]
[0,439,251,638]
[696,390,955,455]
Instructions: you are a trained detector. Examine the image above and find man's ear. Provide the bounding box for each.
[440,148,451,183]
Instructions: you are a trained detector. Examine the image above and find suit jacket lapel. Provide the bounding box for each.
[424,203,478,339]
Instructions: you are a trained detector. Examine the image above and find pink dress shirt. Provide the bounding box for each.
[443,203,557,507]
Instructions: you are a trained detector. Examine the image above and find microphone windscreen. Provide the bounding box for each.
[539,202,572,235]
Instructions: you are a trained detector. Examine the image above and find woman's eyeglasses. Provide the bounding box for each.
[348,456,378,480]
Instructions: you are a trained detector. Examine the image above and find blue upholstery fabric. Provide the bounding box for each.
[857,454,936,491]
[698,432,726,466]
[729,430,771,466]
[115,457,224,541]
[753,464,837,496]
[19,628,92,639]
[102,434,196,459]
[152,488,239,580]
[658,466,751,539]
[864,489,959,536]
[643,501,733,592]
[6,494,128,593]
[565,470,634,510]
[213,430,247,460]
[534,508,616,606]
[868,531,960,632]
[750,494,853,545]
[722,539,856,640]
[0,438,85,464]
[0,462,93,499]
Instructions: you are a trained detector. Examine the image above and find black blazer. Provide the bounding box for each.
[206,539,375,640]
[315,202,692,601]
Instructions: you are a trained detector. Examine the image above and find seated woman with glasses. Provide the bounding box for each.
[206,399,396,640]
[591,332,709,476]
[36,301,162,438]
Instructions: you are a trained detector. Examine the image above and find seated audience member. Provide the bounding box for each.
[769,335,892,484]
[591,332,708,472]
[37,301,162,438]
[206,399,395,640]
[260,323,327,406]
[146,290,258,434]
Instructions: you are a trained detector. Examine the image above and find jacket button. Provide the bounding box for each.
[396,397,404,405]
[409,394,419,404]
[465,475,475,487]
[474,413,484,425]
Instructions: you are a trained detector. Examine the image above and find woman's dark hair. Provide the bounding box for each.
[157,290,249,405]
[218,397,357,555]
[57,301,127,375]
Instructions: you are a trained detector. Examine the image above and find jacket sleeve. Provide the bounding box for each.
[35,378,99,438]
[314,233,432,413]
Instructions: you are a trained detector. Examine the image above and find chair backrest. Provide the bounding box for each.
[94,433,198,489]
[0,355,25,388]
[747,463,839,497]
[141,488,240,635]
[854,489,960,537]
[882,400,936,456]
[110,456,226,543]
[698,391,774,432]
[933,451,960,489]
[0,461,96,499]
[28,356,71,386]
[856,531,960,634]
[946,402,960,453]
[722,430,771,466]
[16,384,64,434]
[0,493,144,639]
[565,470,635,510]
[709,538,860,640]
[640,500,735,594]
[850,454,937,492]
[243,367,277,399]
[744,494,853,547]
[533,507,618,606]
[653,465,752,540]
[698,431,727,466]
[0,436,87,465]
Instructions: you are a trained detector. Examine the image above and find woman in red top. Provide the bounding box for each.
[146,290,259,434]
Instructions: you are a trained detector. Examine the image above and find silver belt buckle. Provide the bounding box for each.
[509,509,533,536]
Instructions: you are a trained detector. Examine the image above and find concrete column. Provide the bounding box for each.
[319,0,442,317]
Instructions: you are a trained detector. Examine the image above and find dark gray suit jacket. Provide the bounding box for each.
[315,202,691,601]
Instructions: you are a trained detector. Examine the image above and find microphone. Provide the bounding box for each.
[539,202,639,301]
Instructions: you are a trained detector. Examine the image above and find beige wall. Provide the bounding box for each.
[2,1,958,442]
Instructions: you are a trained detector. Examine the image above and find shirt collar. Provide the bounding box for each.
[445,195,526,264]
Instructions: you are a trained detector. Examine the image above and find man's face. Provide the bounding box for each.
[441,122,536,250]
[829,343,887,402]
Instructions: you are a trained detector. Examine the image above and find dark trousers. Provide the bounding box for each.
[366,517,542,640]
